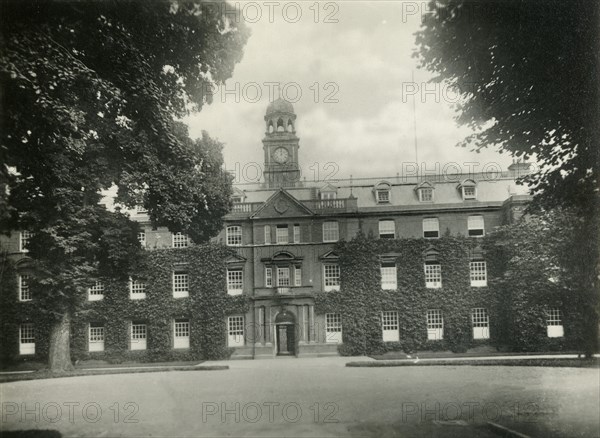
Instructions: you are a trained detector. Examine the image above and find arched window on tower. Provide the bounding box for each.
[287,120,294,132]
[277,118,285,132]
[268,121,274,133]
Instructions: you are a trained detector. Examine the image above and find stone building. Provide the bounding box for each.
[3,99,550,362]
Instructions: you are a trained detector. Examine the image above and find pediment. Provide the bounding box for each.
[319,250,340,260]
[226,253,247,265]
[251,189,314,219]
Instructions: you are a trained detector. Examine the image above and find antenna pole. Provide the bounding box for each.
[411,70,419,177]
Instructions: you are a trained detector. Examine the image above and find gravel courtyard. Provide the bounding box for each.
[1,357,598,437]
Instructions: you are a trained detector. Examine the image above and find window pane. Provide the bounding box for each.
[379,220,395,238]
[470,261,487,286]
[323,221,339,242]
[424,264,442,288]
[277,267,290,286]
[227,226,242,246]
[423,218,439,238]
[324,264,340,291]
[468,216,485,236]
[172,232,189,248]
[276,225,288,244]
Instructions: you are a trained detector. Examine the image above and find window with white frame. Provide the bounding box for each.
[322,221,339,243]
[376,189,390,204]
[226,225,242,246]
[381,311,399,342]
[173,272,189,298]
[379,220,395,239]
[293,224,300,243]
[227,315,244,347]
[136,205,147,214]
[129,278,147,299]
[172,232,189,248]
[424,263,442,288]
[418,187,434,202]
[427,309,444,340]
[173,319,190,349]
[468,216,485,237]
[130,323,147,350]
[423,218,440,239]
[546,308,564,338]
[227,269,243,295]
[231,196,243,204]
[19,323,35,355]
[19,231,32,253]
[380,262,397,290]
[277,267,290,287]
[462,186,477,200]
[88,281,105,301]
[265,267,273,287]
[323,264,340,292]
[320,191,337,200]
[138,231,146,247]
[264,225,271,244]
[470,261,487,287]
[471,308,490,339]
[19,274,31,302]
[89,323,105,352]
[325,313,342,344]
[294,266,302,287]
[276,225,288,244]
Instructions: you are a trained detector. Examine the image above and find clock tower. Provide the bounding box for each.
[263,98,301,188]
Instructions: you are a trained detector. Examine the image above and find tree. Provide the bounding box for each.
[416,0,599,355]
[0,1,249,371]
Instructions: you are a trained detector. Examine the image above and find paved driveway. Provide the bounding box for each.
[1,357,598,437]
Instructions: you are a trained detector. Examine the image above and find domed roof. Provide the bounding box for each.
[266,98,294,115]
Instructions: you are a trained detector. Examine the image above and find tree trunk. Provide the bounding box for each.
[49,311,74,373]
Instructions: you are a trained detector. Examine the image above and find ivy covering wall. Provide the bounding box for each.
[315,232,581,356]
[0,244,249,365]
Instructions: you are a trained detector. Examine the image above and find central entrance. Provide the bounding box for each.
[275,310,296,356]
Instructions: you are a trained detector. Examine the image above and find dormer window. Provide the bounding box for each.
[320,184,338,200]
[416,182,434,202]
[231,188,246,204]
[459,179,477,200]
[231,196,243,204]
[374,182,391,204]
[321,191,337,200]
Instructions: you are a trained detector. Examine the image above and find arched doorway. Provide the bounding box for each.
[275,310,296,356]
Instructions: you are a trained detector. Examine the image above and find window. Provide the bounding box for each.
[19,274,31,302]
[470,261,487,287]
[130,323,147,350]
[323,264,340,292]
[462,186,477,200]
[19,323,35,355]
[546,308,564,338]
[321,191,337,200]
[380,262,397,290]
[418,187,434,202]
[136,205,147,214]
[276,225,288,244]
[88,281,104,301]
[89,323,105,352]
[129,279,147,299]
[227,315,244,347]
[427,310,444,340]
[471,308,490,339]
[325,313,342,344]
[322,221,339,243]
[379,220,395,239]
[423,218,439,239]
[376,189,390,204]
[294,266,302,287]
[424,263,442,288]
[277,267,290,287]
[173,272,189,298]
[468,216,485,237]
[227,269,243,295]
[381,311,399,342]
[138,231,146,247]
[265,267,273,287]
[173,319,190,349]
[19,231,32,253]
[226,226,242,246]
[172,232,189,248]
[293,225,300,243]
[264,225,271,244]
[231,196,243,204]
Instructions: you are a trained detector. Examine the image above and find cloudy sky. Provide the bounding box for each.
[185,1,513,183]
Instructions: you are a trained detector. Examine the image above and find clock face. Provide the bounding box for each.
[272,147,289,164]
